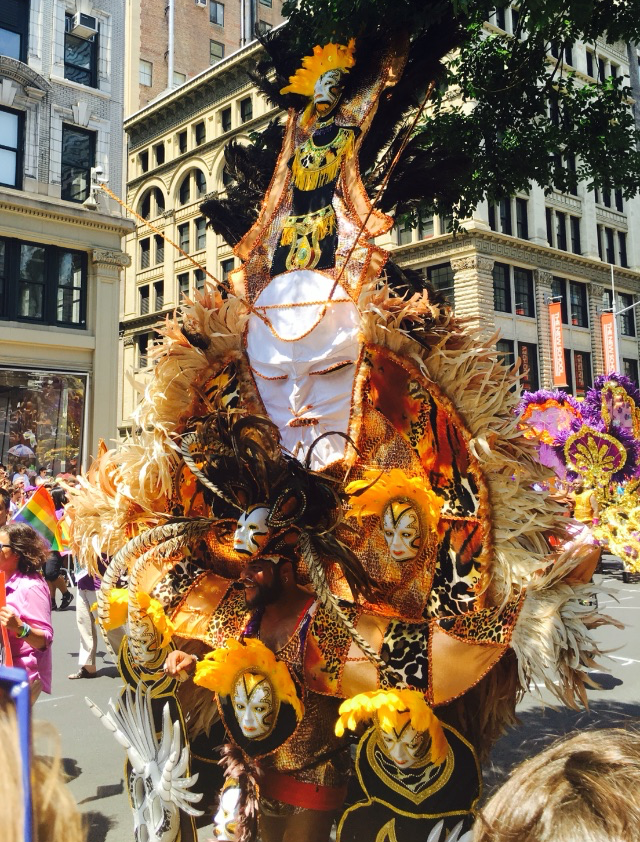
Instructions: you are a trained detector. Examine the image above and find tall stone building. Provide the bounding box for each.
[119,23,640,434]
[0,0,133,473]
[125,0,286,113]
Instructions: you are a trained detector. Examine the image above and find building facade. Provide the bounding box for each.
[125,0,285,114]
[0,0,133,474]
[119,30,640,434]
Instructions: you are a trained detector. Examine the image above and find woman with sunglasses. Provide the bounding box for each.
[0,522,53,702]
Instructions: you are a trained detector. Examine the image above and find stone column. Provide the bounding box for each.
[450,254,496,335]
[91,248,131,462]
[535,269,554,388]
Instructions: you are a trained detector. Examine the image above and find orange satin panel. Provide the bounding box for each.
[170,572,230,640]
[431,625,507,705]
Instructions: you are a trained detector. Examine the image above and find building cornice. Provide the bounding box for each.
[0,191,135,236]
[0,56,52,93]
[392,229,640,291]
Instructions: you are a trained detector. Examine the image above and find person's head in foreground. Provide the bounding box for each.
[473,728,640,842]
[0,690,85,842]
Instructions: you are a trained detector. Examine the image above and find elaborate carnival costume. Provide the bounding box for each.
[70,34,614,842]
[517,373,640,576]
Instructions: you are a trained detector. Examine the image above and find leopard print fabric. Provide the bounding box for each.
[380,620,430,691]
[437,596,523,645]
[150,556,208,613]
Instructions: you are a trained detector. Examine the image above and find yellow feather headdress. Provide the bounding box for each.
[194,638,304,720]
[335,689,448,765]
[280,40,356,98]
[345,468,443,529]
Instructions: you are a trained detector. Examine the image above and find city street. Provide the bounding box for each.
[38,569,640,842]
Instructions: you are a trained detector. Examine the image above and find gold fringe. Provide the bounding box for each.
[279,206,336,247]
[291,130,354,191]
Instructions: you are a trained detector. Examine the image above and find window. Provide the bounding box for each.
[17,243,44,319]
[194,121,206,146]
[195,169,206,198]
[240,97,253,123]
[518,342,539,391]
[56,250,85,325]
[619,232,628,268]
[0,106,22,189]
[194,268,206,291]
[489,197,528,239]
[61,126,94,202]
[569,281,588,327]
[0,0,29,62]
[139,187,165,220]
[139,285,149,315]
[427,263,455,306]
[258,20,272,33]
[220,258,234,283]
[493,263,511,313]
[210,1,224,25]
[177,130,187,154]
[573,351,592,396]
[195,217,207,250]
[496,339,515,369]
[139,150,149,174]
[210,39,224,64]
[514,268,534,317]
[418,213,434,240]
[178,272,189,298]
[179,175,190,205]
[139,238,150,270]
[494,8,506,29]
[598,56,606,82]
[605,227,615,263]
[562,349,573,394]
[153,281,164,311]
[586,50,594,78]
[619,292,635,337]
[396,219,413,246]
[178,223,190,253]
[570,216,581,254]
[173,71,186,86]
[64,14,98,88]
[259,0,272,5]
[137,333,149,369]
[615,189,624,212]
[221,107,232,132]
[154,234,164,265]
[154,143,165,166]
[551,277,569,324]
[623,358,639,384]
[139,59,153,86]
[547,208,581,253]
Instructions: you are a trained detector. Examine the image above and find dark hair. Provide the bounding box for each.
[0,488,10,512]
[37,466,47,474]
[2,522,49,575]
[51,487,67,510]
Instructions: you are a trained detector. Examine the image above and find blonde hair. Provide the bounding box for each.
[0,695,85,842]
[474,728,640,842]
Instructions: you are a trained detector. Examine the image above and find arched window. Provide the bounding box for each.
[138,187,165,220]
[178,169,207,206]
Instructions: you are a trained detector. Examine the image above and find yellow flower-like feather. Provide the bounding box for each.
[103,587,129,630]
[280,40,356,98]
[137,591,176,648]
[346,468,443,529]
[335,689,448,765]
[194,638,303,721]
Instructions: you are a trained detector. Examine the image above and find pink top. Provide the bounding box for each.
[5,571,53,693]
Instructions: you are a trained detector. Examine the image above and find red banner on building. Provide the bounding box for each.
[549,302,567,386]
[601,312,617,374]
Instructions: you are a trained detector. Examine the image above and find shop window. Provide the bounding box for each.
[518,342,539,391]
[0,368,86,474]
[573,351,592,396]
[61,125,95,202]
[64,13,98,88]
[623,358,639,384]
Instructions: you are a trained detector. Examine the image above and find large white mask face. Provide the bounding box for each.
[313,69,344,116]
[233,505,270,556]
[232,673,275,739]
[382,502,422,562]
[213,784,241,841]
[378,721,432,770]
[247,271,361,471]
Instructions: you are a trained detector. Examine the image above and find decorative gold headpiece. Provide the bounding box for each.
[335,689,448,764]
[280,40,356,98]
[194,638,304,720]
[345,468,443,529]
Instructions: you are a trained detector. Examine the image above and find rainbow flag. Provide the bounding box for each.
[13,486,66,551]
